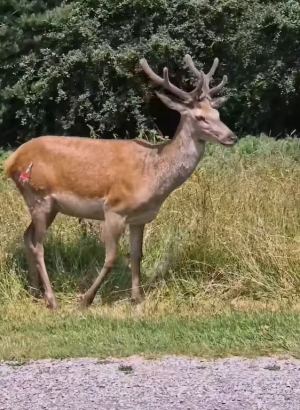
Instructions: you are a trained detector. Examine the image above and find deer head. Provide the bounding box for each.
[140,55,236,147]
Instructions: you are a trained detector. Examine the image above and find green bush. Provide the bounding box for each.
[0,0,300,144]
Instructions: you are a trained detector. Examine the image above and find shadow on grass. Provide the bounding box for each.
[5,228,134,305]
[3,220,241,305]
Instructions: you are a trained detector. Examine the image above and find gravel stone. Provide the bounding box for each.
[1,356,300,409]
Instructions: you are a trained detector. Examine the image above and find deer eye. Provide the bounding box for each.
[196,115,208,123]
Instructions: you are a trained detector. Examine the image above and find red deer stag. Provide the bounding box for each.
[3,54,236,309]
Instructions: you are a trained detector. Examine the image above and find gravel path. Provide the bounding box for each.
[1,356,300,409]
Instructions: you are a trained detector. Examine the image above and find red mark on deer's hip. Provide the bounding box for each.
[19,162,33,184]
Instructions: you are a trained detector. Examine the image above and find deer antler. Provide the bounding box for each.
[184,55,228,100]
[140,58,194,102]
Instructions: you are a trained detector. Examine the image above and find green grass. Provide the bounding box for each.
[1,303,300,361]
[2,135,300,361]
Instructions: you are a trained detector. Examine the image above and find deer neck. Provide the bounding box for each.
[155,116,205,195]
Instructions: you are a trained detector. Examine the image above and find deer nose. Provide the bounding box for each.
[222,131,237,147]
[228,132,237,144]
[232,134,238,143]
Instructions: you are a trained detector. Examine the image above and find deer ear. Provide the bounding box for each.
[211,97,227,109]
[156,92,187,113]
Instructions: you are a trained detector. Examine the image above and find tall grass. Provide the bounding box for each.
[1,135,300,309]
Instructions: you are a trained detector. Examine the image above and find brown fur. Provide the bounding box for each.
[4,137,152,209]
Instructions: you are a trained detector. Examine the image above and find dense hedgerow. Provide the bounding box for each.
[0,0,300,145]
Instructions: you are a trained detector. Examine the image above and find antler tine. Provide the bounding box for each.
[207,58,219,81]
[183,54,204,98]
[209,75,228,96]
[204,57,229,97]
[183,55,227,99]
[201,57,227,99]
[200,58,220,96]
[184,54,203,79]
[140,58,192,102]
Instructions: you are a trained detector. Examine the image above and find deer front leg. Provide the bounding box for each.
[80,212,126,308]
[129,224,145,304]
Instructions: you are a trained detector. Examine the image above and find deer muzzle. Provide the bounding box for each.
[220,130,237,147]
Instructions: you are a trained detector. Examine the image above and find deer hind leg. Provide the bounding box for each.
[23,222,43,298]
[129,224,145,304]
[80,212,126,308]
[24,198,58,309]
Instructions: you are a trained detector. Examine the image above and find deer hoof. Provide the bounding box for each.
[78,293,93,310]
[131,293,144,305]
[44,292,58,310]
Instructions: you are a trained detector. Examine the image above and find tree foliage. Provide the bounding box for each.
[0,0,300,145]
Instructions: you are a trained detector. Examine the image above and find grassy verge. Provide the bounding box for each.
[1,301,300,361]
[2,135,300,361]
